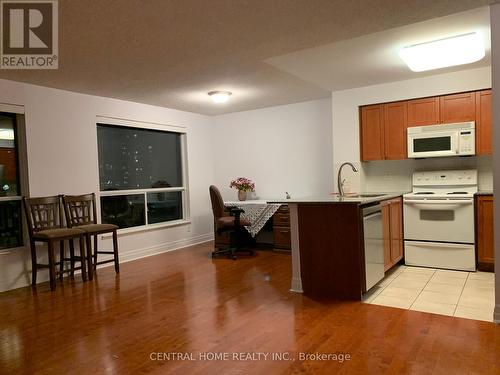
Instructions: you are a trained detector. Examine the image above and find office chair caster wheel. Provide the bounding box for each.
[231,255,237,260]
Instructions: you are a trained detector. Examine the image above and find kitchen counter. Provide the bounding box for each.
[270,192,407,205]
[284,192,406,300]
[476,191,493,196]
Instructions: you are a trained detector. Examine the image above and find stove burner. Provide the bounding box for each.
[447,192,468,195]
[414,192,435,195]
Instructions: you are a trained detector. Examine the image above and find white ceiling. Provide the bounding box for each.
[0,1,493,115]
[266,7,491,92]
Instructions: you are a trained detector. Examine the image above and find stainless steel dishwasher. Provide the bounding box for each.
[362,204,384,292]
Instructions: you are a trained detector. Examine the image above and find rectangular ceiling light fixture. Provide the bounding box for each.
[399,32,485,72]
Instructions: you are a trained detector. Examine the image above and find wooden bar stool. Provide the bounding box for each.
[62,193,119,280]
[23,196,87,291]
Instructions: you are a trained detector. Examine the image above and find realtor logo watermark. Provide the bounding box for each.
[0,0,58,69]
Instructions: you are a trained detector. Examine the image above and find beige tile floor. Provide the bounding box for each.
[363,265,495,322]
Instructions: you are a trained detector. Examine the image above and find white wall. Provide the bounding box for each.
[212,99,333,200]
[490,3,500,323]
[0,79,215,292]
[331,66,492,193]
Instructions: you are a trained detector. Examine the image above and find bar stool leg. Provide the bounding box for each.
[79,237,87,282]
[30,240,37,286]
[112,230,120,273]
[48,241,56,291]
[86,235,93,281]
[59,241,65,280]
[69,240,75,278]
[93,235,98,270]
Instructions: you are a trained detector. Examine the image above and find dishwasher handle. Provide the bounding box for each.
[362,204,381,217]
[364,211,382,220]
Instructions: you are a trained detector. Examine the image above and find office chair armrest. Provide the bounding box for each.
[227,207,244,215]
[227,207,244,226]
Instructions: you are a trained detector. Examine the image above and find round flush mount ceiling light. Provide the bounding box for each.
[208,91,232,103]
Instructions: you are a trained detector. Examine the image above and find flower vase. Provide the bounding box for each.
[238,190,247,201]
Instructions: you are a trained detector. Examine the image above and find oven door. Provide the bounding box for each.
[407,132,458,158]
[403,199,474,243]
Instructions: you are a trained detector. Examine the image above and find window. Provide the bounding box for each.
[97,121,188,230]
[0,113,22,250]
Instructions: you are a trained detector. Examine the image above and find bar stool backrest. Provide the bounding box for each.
[63,193,97,227]
[23,196,63,235]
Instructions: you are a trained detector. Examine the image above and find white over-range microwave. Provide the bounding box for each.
[407,122,475,158]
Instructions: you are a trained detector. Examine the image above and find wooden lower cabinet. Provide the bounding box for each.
[214,205,291,250]
[273,205,291,250]
[476,195,494,272]
[382,197,403,272]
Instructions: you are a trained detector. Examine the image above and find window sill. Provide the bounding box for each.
[0,246,26,254]
[100,219,191,239]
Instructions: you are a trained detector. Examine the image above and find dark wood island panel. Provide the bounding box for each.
[297,203,364,300]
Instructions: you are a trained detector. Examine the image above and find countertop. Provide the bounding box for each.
[476,191,494,196]
[269,192,407,205]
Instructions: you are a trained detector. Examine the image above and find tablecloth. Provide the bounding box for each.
[224,200,282,237]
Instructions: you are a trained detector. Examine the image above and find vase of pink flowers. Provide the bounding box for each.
[229,177,255,201]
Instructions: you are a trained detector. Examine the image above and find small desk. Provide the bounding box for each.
[224,200,282,237]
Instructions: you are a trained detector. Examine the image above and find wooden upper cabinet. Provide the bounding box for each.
[476,195,494,271]
[360,88,492,161]
[440,92,476,124]
[407,97,440,126]
[476,90,492,155]
[360,105,384,161]
[384,102,407,160]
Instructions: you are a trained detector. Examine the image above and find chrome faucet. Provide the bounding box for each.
[337,162,359,197]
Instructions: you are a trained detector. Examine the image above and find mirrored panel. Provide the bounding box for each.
[147,191,183,224]
[100,194,145,229]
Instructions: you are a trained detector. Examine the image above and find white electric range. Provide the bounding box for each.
[403,170,477,271]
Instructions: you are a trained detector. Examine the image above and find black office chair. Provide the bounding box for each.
[209,185,254,259]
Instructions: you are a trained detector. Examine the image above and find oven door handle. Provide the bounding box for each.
[404,199,472,210]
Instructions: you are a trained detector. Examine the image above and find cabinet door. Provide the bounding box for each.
[477,196,494,271]
[360,105,384,161]
[407,97,440,126]
[389,198,403,264]
[381,200,392,271]
[440,92,476,124]
[475,90,492,155]
[273,226,291,249]
[384,102,407,160]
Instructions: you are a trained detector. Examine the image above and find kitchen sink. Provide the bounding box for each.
[344,193,386,198]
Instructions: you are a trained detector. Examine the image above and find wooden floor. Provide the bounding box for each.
[0,242,499,375]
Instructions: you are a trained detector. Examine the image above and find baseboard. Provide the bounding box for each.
[97,232,214,267]
[494,304,500,324]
